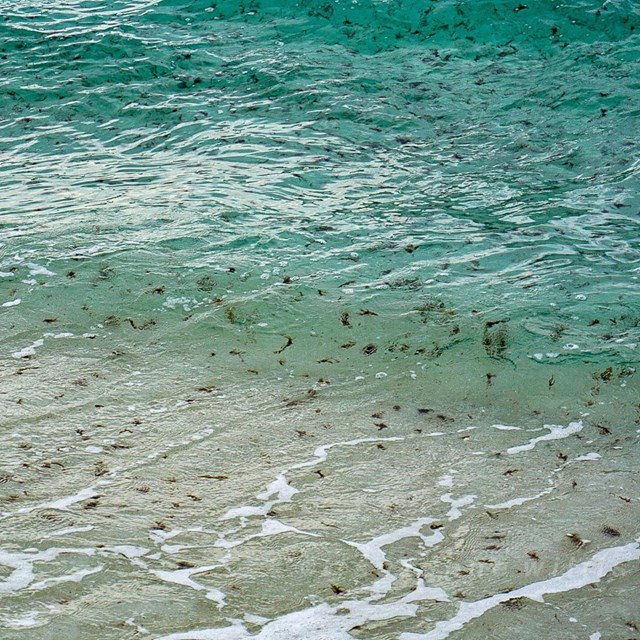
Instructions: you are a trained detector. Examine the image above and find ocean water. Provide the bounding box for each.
[1,0,639,638]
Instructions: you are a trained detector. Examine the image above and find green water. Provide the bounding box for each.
[1,1,639,638]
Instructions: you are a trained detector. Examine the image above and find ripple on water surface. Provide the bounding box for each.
[1,0,639,638]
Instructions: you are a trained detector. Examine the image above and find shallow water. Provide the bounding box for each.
[1,0,639,638]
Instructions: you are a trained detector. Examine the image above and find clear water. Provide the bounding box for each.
[1,0,639,638]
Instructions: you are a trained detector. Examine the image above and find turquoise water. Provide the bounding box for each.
[1,1,639,638]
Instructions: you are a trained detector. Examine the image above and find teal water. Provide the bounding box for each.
[1,1,639,638]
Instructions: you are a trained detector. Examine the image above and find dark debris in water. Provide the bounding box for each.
[483,320,509,359]
[501,597,526,610]
[274,336,293,354]
[566,532,590,549]
[601,525,621,537]
[283,388,318,408]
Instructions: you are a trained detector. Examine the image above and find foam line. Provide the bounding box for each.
[215,519,320,550]
[485,486,554,510]
[151,565,226,607]
[12,339,43,359]
[400,540,640,640]
[30,565,103,591]
[573,453,601,462]
[46,525,94,538]
[0,547,96,595]
[14,483,110,515]
[507,421,583,454]
[440,494,476,520]
[221,437,403,522]
[155,620,250,640]
[157,578,451,640]
[344,518,441,571]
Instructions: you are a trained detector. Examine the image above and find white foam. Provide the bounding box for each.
[160,601,413,640]
[27,263,55,276]
[149,528,183,544]
[532,352,560,360]
[5,611,44,629]
[441,494,476,520]
[30,565,103,591]
[573,453,601,462]
[151,564,226,607]
[437,473,455,488]
[400,541,640,640]
[344,518,441,571]
[399,560,449,603]
[106,545,149,559]
[244,614,270,626]
[221,437,403,522]
[366,571,397,599]
[46,525,94,538]
[11,339,44,359]
[300,436,404,470]
[16,483,109,514]
[257,474,298,503]
[2,298,20,307]
[403,579,450,604]
[259,518,320,539]
[491,424,522,431]
[85,446,103,454]
[156,620,248,640]
[157,578,450,640]
[216,518,320,553]
[507,421,583,454]
[0,547,95,595]
[123,618,150,635]
[0,551,36,595]
[164,296,197,310]
[590,633,601,640]
[220,505,268,521]
[485,486,554,510]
